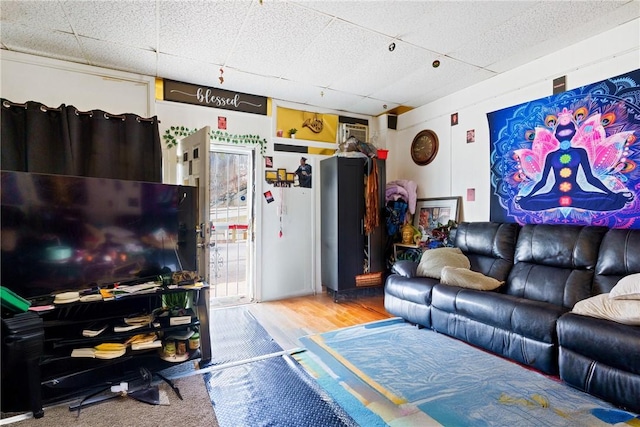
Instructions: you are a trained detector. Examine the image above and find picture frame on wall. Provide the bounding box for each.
[413,196,461,240]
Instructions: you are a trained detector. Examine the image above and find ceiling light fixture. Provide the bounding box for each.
[432,60,440,68]
[388,42,396,52]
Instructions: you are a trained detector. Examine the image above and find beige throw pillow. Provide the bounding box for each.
[416,247,470,279]
[609,273,640,300]
[572,294,640,326]
[440,266,504,290]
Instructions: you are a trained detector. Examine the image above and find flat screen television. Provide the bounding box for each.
[1,170,198,299]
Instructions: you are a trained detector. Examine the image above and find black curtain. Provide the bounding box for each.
[1,99,161,182]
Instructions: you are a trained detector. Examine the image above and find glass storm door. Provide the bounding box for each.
[207,147,253,303]
[180,127,254,305]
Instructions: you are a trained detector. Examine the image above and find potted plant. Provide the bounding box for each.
[289,128,298,139]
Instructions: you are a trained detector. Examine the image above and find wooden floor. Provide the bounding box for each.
[239,288,392,350]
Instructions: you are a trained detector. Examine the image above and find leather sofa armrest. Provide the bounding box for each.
[392,260,419,278]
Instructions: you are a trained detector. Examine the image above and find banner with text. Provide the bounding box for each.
[161,79,267,115]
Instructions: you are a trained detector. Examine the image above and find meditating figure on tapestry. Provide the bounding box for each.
[514,107,634,212]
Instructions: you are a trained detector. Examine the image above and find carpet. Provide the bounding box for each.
[202,305,361,426]
[297,317,640,427]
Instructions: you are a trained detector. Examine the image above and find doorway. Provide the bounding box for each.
[179,127,255,307]
[208,148,253,304]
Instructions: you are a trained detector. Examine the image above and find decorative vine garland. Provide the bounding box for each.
[162,126,267,155]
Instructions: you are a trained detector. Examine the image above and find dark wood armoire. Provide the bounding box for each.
[320,156,386,300]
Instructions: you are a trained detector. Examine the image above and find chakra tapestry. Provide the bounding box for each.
[487,69,640,229]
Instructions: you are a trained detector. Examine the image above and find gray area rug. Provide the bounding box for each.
[2,372,218,426]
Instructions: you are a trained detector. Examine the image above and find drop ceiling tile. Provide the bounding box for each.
[297,87,370,113]
[280,18,389,88]
[329,40,440,97]
[268,78,319,106]
[61,0,156,49]
[487,1,640,73]
[217,68,274,99]
[226,2,332,78]
[369,57,481,106]
[0,0,71,31]
[298,1,432,38]
[348,96,399,117]
[157,53,221,87]
[0,23,85,64]
[158,1,251,64]
[406,67,496,107]
[80,37,156,76]
[402,1,535,54]
[448,1,630,69]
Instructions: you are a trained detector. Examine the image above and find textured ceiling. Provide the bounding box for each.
[1,1,639,116]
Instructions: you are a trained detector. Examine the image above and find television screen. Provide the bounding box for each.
[1,170,197,299]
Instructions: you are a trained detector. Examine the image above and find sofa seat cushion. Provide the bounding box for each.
[558,313,640,376]
[385,274,438,306]
[432,284,568,343]
[557,312,640,413]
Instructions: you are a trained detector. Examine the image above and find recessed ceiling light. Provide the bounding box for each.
[432,60,440,68]
[388,43,396,52]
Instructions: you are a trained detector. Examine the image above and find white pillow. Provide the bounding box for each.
[572,294,640,325]
[609,273,640,300]
[440,266,504,291]
[416,247,470,279]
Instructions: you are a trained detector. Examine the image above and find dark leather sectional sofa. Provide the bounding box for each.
[384,221,640,413]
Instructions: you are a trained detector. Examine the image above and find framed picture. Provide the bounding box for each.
[466,129,475,143]
[286,172,295,182]
[265,170,277,181]
[414,197,461,240]
[277,168,287,181]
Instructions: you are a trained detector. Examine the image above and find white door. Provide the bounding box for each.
[180,127,211,284]
[208,147,254,303]
[180,127,254,304]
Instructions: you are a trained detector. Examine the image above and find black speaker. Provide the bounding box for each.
[387,115,397,130]
[1,311,44,417]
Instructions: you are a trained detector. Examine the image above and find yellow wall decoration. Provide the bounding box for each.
[276,107,338,143]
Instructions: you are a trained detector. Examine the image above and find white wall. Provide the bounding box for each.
[392,18,640,222]
[0,51,154,117]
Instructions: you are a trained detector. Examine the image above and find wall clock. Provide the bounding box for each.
[411,130,439,165]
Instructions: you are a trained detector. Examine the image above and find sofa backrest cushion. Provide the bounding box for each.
[454,221,520,283]
[593,228,640,295]
[506,224,608,308]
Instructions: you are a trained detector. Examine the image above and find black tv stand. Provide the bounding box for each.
[1,284,210,417]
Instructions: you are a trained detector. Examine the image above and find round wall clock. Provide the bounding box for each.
[411,130,439,165]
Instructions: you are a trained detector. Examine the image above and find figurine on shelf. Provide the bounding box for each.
[401,222,421,245]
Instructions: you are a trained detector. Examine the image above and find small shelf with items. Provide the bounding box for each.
[16,279,211,410]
